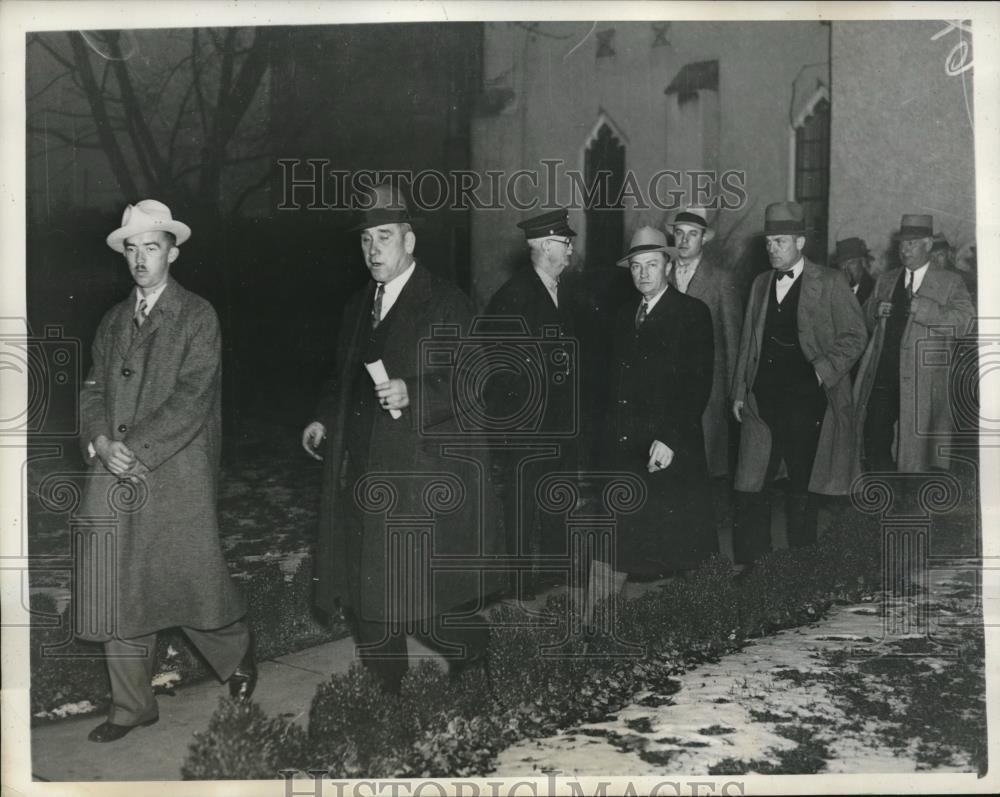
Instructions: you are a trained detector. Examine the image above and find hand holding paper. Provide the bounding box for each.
[365,359,404,419]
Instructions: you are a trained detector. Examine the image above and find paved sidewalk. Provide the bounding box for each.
[30,633,447,781]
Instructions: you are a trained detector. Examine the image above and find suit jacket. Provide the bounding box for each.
[670,251,743,476]
[313,263,501,623]
[731,260,868,495]
[853,266,974,472]
[605,287,715,572]
[75,277,245,641]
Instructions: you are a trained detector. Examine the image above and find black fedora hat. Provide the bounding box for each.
[832,237,870,264]
[350,182,421,231]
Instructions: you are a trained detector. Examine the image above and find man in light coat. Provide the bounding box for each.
[78,200,255,743]
[854,214,974,473]
[665,207,742,480]
[731,202,868,569]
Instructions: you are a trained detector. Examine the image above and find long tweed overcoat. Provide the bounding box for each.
[852,267,974,472]
[76,277,246,642]
[731,260,868,495]
[313,264,501,624]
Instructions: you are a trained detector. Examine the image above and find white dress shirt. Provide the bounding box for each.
[672,256,700,294]
[135,282,168,315]
[534,265,560,308]
[774,258,804,303]
[375,261,416,321]
[906,262,930,294]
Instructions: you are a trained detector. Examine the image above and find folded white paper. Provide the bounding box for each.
[364,359,402,419]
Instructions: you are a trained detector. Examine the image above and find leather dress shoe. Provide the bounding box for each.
[228,645,257,701]
[88,716,158,743]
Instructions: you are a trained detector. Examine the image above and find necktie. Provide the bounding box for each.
[371,284,384,329]
[133,298,148,333]
[777,269,795,281]
[635,301,648,330]
[905,271,913,300]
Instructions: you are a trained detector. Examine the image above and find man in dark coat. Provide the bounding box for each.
[485,209,579,599]
[731,202,868,569]
[832,236,875,307]
[854,215,974,474]
[77,200,255,743]
[596,226,715,596]
[302,184,497,693]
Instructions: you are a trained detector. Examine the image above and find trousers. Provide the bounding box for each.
[104,618,250,726]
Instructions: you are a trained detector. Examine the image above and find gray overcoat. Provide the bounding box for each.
[852,267,974,472]
[76,277,246,642]
[731,260,868,495]
[674,252,743,477]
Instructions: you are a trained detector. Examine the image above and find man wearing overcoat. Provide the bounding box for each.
[731,202,868,568]
[832,236,875,307]
[302,183,496,693]
[78,200,255,743]
[854,214,974,474]
[485,209,579,598]
[600,226,715,588]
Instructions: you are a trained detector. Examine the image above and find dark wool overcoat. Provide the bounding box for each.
[76,277,246,642]
[605,286,716,575]
[672,252,743,477]
[852,267,974,473]
[314,264,501,624]
[731,260,868,495]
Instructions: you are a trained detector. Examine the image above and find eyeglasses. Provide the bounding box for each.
[548,238,573,247]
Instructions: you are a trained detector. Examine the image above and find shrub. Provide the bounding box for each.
[182,698,309,780]
[185,513,890,778]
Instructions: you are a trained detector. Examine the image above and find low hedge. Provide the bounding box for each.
[30,556,345,720]
[183,509,885,779]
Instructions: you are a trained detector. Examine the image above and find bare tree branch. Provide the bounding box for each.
[106,31,168,187]
[28,68,74,102]
[30,34,76,70]
[66,31,138,198]
[230,161,279,217]
[27,123,103,148]
[191,29,209,135]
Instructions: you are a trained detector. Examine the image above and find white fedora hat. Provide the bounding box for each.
[665,206,716,242]
[106,199,191,253]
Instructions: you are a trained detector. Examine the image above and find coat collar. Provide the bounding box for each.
[114,277,184,358]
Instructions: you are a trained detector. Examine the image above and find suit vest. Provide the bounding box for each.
[753,275,816,399]
[873,270,911,388]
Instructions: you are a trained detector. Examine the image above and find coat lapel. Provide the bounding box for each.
[127,278,183,356]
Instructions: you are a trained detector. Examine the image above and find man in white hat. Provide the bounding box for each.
[587,226,715,611]
[77,200,255,742]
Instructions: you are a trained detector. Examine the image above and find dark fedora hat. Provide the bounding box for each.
[761,201,811,235]
[351,182,421,231]
[931,233,950,253]
[832,237,870,264]
[896,214,934,241]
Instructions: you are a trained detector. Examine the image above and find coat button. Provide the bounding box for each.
[117,424,127,433]
[121,367,132,377]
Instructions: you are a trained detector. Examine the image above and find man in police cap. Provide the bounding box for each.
[78,200,255,742]
[485,208,579,599]
[731,202,867,570]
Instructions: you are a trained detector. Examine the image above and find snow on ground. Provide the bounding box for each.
[494,570,981,776]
